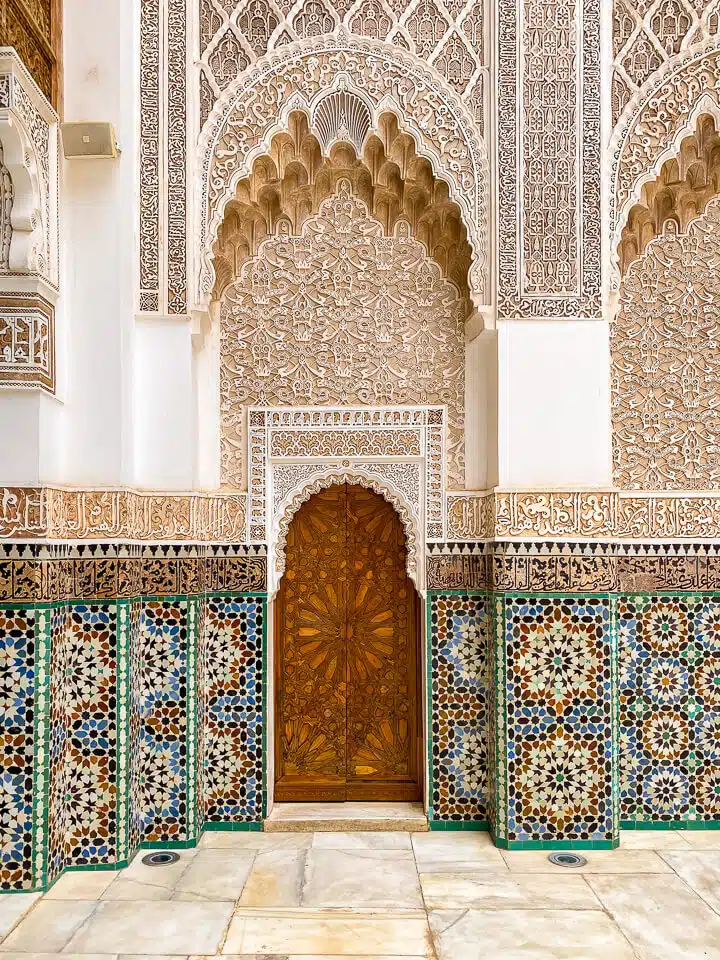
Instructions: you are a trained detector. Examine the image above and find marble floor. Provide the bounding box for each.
[3,830,720,958]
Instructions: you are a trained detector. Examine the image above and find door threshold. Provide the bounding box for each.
[264,801,429,833]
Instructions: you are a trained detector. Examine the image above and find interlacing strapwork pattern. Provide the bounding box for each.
[612,197,720,491]
[612,0,720,126]
[198,0,486,130]
[220,181,466,488]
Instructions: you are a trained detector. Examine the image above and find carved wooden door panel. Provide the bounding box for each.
[274,483,421,802]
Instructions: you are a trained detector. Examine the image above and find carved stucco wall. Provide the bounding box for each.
[198,0,487,133]
[612,197,720,491]
[220,180,466,489]
[497,0,601,319]
[613,0,720,127]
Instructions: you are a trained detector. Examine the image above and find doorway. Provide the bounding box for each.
[274,482,422,802]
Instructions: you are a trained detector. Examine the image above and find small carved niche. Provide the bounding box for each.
[212,106,473,301]
[618,113,720,274]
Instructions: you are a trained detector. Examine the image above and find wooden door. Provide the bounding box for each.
[274,483,422,802]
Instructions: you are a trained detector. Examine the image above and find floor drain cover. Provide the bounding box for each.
[548,852,587,868]
[142,851,180,867]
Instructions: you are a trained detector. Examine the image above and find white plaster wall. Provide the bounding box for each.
[57,0,138,486]
[498,320,612,488]
[465,330,498,491]
[0,393,42,484]
[133,319,196,489]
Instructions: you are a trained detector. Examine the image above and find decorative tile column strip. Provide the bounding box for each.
[31,605,51,887]
[427,591,489,829]
[489,544,619,848]
[0,603,40,889]
[619,594,720,828]
[493,594,617,848]
[201,595,265,827]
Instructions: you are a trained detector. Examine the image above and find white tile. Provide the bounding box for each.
[223,907,432,956]
[0,900,98,952]
[302,849,423,909]
[420,871,601,910]
[63,900,234,955]
[0,892,41,941]
[589,873,720,959]
[500,848,673,873]
[429,908,634,960]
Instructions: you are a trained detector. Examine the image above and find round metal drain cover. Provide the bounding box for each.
[142,851,180,867]
[548,852,587,868]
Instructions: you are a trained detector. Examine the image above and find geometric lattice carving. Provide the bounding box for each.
[212,111,473,299]
[612,197,720,490]
[618,114,720,275]
[612,0,720,126]
[220,180,466,488]
[198,0,486,128]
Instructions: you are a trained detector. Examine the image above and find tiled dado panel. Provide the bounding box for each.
[0,591,266,891]
[491,596,617,848]
[428,592,489,827]
[619,595,720,827]
[201,597,265,823]
[0,607,50,890]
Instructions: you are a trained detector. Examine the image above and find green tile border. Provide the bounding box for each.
[429,820,490,831]
[620,820,720,830]
[493,838,620,850]
[32,606,51,890]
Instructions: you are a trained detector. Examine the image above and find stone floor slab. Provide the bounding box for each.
[199,833,312,852]
[311,832,412,850]
[173,850,255,901]
[619,830,692,850]
[501,849,673,873]
[0,892,41,940]
[302,849,422,909]
[420,871,601,910]
[0,900,98,953]
[411,832,507,873]
[223,908,432,956]
[428,907,635,960]
[239,847,308,908]
[44,870,117,900]
[63,900,234,955]
[657,851,720,916]
[589,873,720,959]
[677,830,720,850]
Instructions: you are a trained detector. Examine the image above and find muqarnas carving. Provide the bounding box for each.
[219,176,467,489]
[612,195,720,490]
[618,114,720,275]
